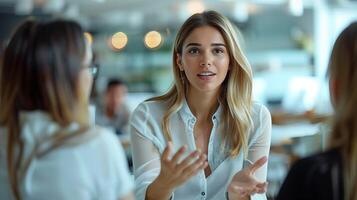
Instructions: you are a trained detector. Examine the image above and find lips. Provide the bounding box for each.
[197,71,216,77]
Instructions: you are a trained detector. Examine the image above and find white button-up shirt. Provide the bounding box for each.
[130,99,271,200]
[0,111,134,200]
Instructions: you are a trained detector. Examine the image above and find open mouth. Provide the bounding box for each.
[197,71,216,77]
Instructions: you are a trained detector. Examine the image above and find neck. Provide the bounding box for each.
[186,87,220,121]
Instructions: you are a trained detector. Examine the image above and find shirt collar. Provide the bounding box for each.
[178,98,223,124]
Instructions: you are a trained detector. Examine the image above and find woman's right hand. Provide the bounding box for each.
[146,142,207,200]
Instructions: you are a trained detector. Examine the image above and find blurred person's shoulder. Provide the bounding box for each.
[82,125,121,148]
[292,148,342,175]
[60,125,123,157]
[278,148,343,200]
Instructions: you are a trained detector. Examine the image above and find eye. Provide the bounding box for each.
[213,48,225,55]
[188,47,200,54]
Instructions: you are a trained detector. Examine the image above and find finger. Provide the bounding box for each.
[256,182,267,189]
[255,186,266,194]
[186,160,207,178]
[230,185,248,197]
[232,183,258,195]
[170,145,187,164]
[161,142,172,162]
[255,182,268,193]
[182,154,207,177]
[176,149,201,169]
[249,156,267,173]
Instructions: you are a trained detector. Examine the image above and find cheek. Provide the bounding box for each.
[216,58,230,71]
[182,56,196,68]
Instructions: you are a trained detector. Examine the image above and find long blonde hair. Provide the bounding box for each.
[327,22,357,200]
[0,19,89,200]
[148,10,253,157]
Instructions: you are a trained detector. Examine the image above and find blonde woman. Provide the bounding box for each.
[130,11,271,200]
[277,22,357,200]
[0,19,134,200]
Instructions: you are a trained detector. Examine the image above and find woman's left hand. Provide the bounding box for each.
[227,156,268,200]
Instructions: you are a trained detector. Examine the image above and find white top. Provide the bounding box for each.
[130,99,271,200]
[0,111,134,200]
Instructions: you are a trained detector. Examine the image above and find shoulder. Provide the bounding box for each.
[71,126,130,181]
[250,102,271,135]
[86,125,124,153]
[277,148,343,200]
[291,148,342,174]
[132,100,168,114]
[252,102,271,122]
[131,100,168,123]
[284,148,342,185]
[62,125,124,159]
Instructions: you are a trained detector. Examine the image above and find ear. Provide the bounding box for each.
[176,53,183,71]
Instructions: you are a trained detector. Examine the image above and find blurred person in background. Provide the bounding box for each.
[277,22,357,200]
[0,19,134,200]
[130,10,271,200]
[96,78,132,169]
[96,78,130,139]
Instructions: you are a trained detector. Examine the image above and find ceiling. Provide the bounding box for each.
[1,0,356,31]
[0,0,317,29]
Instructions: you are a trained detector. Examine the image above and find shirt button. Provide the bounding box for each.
[201,192,205,196]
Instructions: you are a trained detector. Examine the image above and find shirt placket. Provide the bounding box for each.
[186,117,208,200]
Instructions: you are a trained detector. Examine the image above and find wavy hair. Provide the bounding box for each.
[327,22,357,200]
[148,10,253,157]
[0,19,89,200]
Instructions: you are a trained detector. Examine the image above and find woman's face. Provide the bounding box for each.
[177,25,230,94]
[79,40,94,99]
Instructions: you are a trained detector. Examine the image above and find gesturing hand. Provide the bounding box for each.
[227,156,268,200]
[154,142,208,190]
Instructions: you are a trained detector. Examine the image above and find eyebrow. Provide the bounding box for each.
[185,43,226,48]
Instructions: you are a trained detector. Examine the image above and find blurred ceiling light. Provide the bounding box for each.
[247,4,261,15]
[144,31,163,49]
[288,0,304,16]
[93,0,106,3]
[84,32,93,45]
[233,2,249,22]
[111,32,128,51]
[187,0,205,15]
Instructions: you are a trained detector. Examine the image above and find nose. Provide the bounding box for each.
[199,52,212,67]
[200,62,211,67]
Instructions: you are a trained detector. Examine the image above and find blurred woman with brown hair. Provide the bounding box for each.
[0,19,134,200]
[277,22,357,200]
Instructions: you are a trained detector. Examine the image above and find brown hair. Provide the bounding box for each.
[0,19,89,199]
[327,21,357,200]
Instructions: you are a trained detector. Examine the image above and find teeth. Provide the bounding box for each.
[198,72,215,76]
